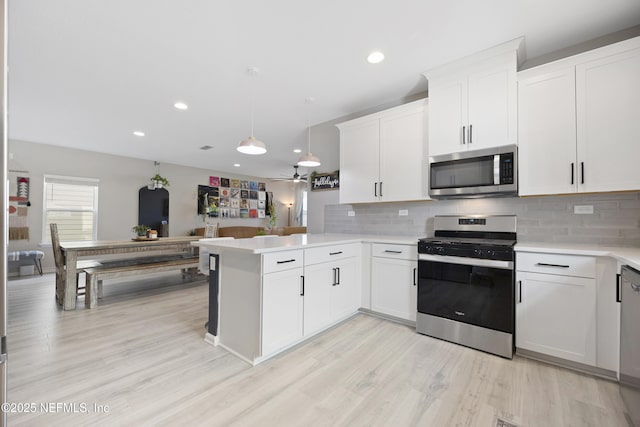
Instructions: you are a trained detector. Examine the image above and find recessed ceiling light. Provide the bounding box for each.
[293,148,302,153]
[174,102,188,110]
[233,163,240,167]
[133,131,145,137]
[367,51,385,64]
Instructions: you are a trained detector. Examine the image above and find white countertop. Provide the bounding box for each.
[192,234,640,271]
[516,242,640,271]
[192,233,421,254]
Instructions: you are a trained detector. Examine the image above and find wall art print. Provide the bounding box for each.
[198,182,267,220]
[8,173,30,240]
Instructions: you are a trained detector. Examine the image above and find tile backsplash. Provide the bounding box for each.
[324,192,640,246]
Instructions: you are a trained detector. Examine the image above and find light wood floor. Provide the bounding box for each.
[6,273,631,426]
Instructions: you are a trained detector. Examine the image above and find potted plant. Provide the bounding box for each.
[267,201,277,230]
[151,174,169,188]
[132,224,150,237]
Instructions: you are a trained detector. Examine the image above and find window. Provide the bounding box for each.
[43,175,99,243]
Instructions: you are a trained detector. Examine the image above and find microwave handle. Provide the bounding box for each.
[493,155,500,185]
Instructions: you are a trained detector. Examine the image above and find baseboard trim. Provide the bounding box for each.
[358,308,416,328]
[516,347,618,381]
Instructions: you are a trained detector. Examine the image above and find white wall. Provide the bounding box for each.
[8,140,295,272]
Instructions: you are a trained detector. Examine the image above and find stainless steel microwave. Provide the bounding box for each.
[429,145,517,198]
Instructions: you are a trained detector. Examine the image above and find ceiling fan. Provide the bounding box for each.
[270,165,308,183]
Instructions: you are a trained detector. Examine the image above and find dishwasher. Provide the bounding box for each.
[620,265,640,426]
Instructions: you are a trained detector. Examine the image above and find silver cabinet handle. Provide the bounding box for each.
[276,259,296,264]
[413,268,417,286]
[384,250,402,254]
[469,124,472,144]
[300,275,305,296]
[462,126,466,145]
[379,182,383,197]
[329,251,342,256]
[374,182,377,197]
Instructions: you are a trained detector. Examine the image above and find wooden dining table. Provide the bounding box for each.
[60,236,201,310]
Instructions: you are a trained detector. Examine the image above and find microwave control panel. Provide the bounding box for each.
[500,153,514,184]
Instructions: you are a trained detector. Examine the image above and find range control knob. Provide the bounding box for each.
[436,246,445,254]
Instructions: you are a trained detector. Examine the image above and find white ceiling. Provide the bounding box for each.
[8,0,640,179]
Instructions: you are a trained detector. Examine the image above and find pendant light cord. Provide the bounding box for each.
[248,66,259,138]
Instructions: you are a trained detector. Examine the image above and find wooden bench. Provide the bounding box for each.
[84,256,199,308]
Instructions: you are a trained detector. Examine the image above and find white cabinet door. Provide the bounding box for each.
[379,105,428,202]
[576,46,640,193]
[518,66,578,196]
[596,258,621,372]
[302,262,333,337]
[467,61,517,151]
[371,257,417,321]
[338,119,379,203]
[516,271,596,365]
[330,258,359,322]
[428,77,467,156]
[262,268,304,356]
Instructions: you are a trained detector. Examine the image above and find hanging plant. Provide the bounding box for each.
[151,174,169,188]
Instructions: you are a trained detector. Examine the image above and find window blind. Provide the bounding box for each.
[43,175,99,243]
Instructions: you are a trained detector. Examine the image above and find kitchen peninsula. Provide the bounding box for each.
[192,234,418,365]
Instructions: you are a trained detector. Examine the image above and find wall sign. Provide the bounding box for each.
[310,171,339,191]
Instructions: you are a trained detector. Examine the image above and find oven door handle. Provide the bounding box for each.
[418,253,513,270]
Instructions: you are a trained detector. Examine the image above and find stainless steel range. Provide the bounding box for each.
[416,215,516,358]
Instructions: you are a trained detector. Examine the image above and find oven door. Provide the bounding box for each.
[417,254,514,333]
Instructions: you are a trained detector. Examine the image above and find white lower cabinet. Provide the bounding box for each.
[370,244,417,322]
[515,251,625,372]
[330,258,359,321]
[516,270,596,365]
[302,263,333,336]
[303,247,359,337]
[261,267,304,357]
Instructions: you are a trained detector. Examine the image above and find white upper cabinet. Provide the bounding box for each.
[428,78,466,156]
[338,118,380,204]
[337,99,428,204]
[424,38,521,157]
[518,66,578,196]
[518,36,640,196]
[576,44,640,193]
[379,106,428,202]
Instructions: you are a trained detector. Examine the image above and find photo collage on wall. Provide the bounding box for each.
[198,177,267,219]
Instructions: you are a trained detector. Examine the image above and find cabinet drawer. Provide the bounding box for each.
[304,243,359,266]
[517,252,595,278]
[371,243,417,260]
[263,250,304,274]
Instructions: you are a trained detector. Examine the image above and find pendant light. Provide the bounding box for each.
[297,97,321,167]
[237,67,267,155]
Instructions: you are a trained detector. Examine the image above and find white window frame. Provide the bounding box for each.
[301,190,308,227]
[42,174,99,244]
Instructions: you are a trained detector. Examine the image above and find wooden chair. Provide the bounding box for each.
[50,223,102,305]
